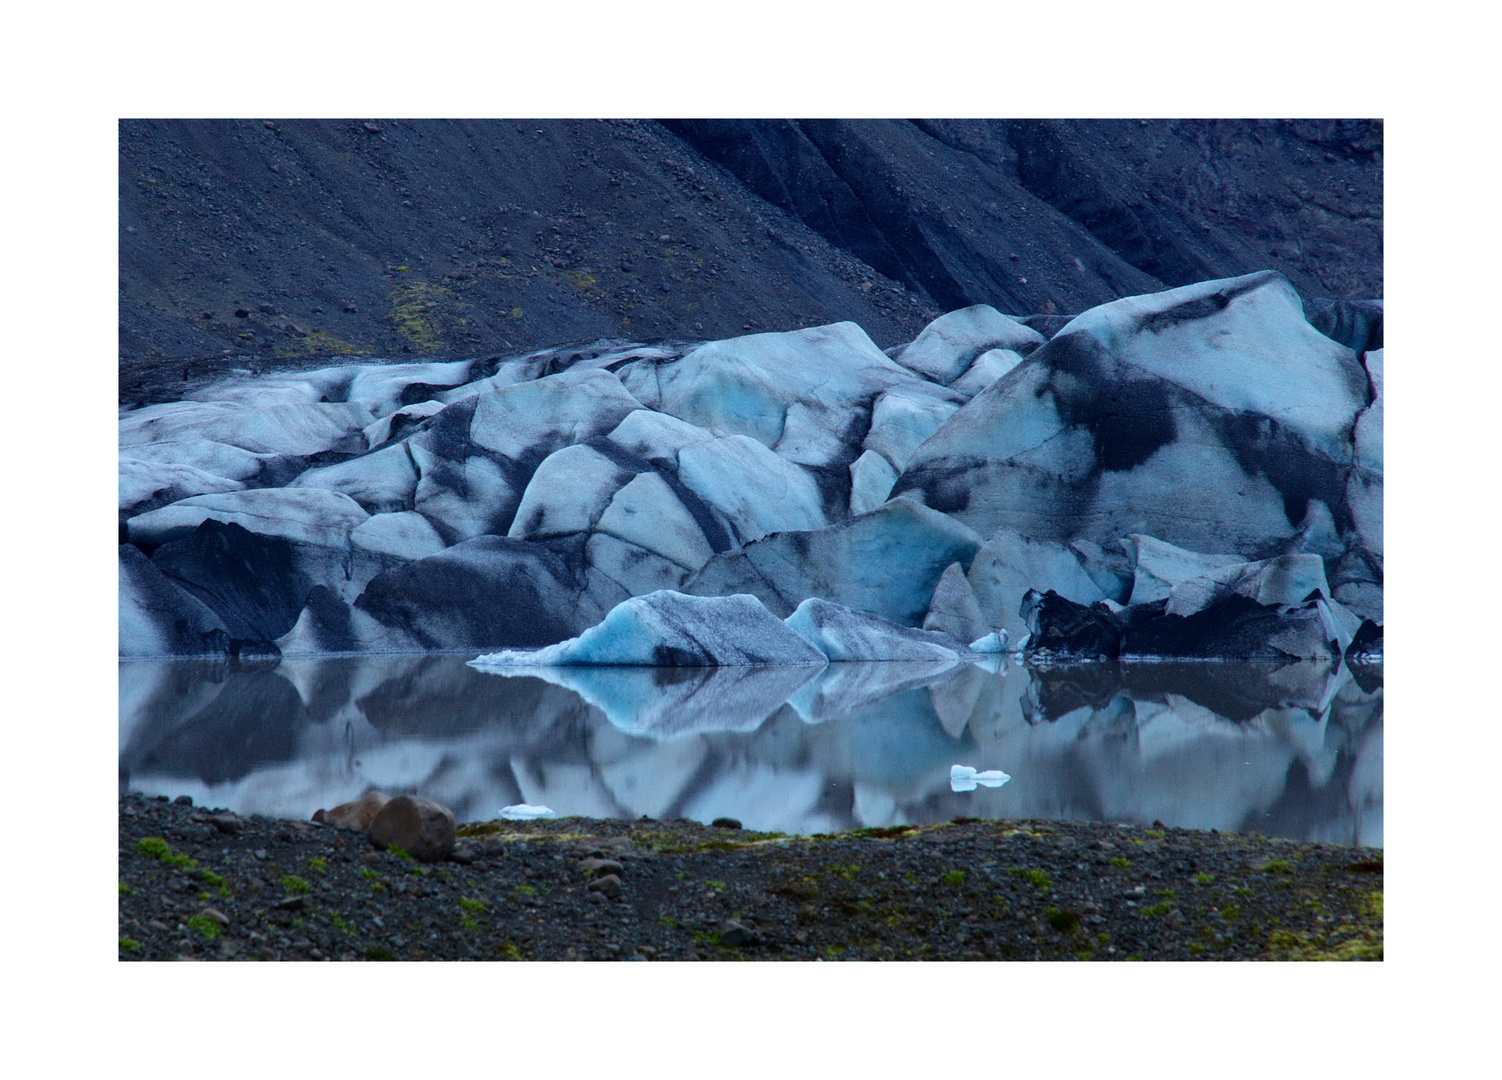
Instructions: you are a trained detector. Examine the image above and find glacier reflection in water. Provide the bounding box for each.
[119,654,1383,845]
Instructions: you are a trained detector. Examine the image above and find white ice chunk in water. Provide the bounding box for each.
[499,803,555,820]
[950,764,1011,792]
[969,631,1009,653]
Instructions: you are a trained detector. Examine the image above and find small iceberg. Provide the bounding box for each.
[470,590,826,667]
[500,803,556,820]
[968,630,1009,653]
[950,764,1011,792]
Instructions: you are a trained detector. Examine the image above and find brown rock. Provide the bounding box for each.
[587,874,623,899]
[579,858,624,877]
[312,790,389,829]
[367,795,456,863]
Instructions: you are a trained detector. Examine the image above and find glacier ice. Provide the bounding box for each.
[117,276,1381,660]
[470,590,828,668]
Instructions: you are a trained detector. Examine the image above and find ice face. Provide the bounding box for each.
[118,281,1380,661]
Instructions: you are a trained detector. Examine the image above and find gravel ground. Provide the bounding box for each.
[117,793,1383,962]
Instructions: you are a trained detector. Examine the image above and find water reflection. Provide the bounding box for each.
[119,655,1382,845]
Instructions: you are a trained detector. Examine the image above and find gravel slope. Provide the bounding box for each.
[118,793,1382,962]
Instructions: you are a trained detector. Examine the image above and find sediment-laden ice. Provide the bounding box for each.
[893,272,1375,560]
[784,597,972,662]
[118,273,1382,659]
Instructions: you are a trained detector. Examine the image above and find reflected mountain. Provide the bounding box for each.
[120,655,1383,845]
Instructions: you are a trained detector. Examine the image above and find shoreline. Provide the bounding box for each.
[118,793,1383,961]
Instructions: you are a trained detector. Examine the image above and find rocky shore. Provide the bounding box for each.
[117,792,1382,961]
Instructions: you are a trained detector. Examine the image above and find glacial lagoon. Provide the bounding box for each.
[119,655,1382,847]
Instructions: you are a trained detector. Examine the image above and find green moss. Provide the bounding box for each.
[830,865,862,881]
[459,897,488,915]
[360,869,380,880]
[513,884,537,897]
[1110,856,1131,869]
[388,845,414,862]
[1267,927,1383,961]
[941,870,967,887]
[1221,906,1242,921]
[456,822,503,838]
[1260,859,1295,874]
[706,880,727,891]
[309,858,327,873]
[850,826,917,839]
[1145,829,1166,839]
[387,280,454,353]
[1196,872,1216,885]
[119,882,134,896]
[282,874,311,895]
[496,941,525,961]
[1045,908,1081,933]
[134,836,171,860]
[366,947,397,961]
[330,913,354,934]
[1188,942,1206,956]
[186,914,221,942]
[119,936,142,953]
[1010,868,1052,889]
[1142,901,1174,917]
[136,836,199,872]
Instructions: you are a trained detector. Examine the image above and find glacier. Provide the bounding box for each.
[119,271,1382,664]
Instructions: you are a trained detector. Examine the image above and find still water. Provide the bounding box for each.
[119,654,1382,846]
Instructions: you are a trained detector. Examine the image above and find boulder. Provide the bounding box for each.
[367,794,457,862]
[312,790,389,829]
